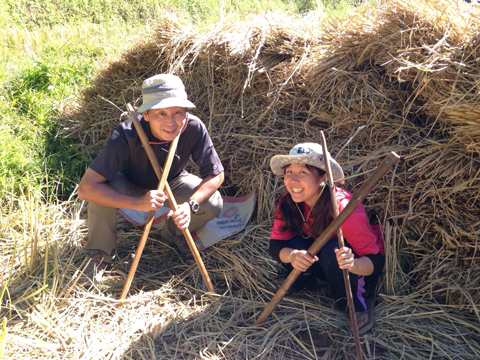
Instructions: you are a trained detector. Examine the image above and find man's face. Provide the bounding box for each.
[143,107,187,141]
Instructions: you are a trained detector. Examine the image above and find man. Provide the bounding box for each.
[78,74,224,279]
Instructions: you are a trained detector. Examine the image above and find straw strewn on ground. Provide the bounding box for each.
[2,0,480,359]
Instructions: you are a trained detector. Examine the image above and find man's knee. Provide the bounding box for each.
[197,191,223,220]
[107,172,145,196]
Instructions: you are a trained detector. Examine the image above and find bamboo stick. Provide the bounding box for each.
[119,126,180,300]
[320,131,361,360]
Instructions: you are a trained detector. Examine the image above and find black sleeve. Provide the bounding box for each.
[269,239,289,263]
[89,126,129,181]
[365,252,385,277]
[271,239,385,274]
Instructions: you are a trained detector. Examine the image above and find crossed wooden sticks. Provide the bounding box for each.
[119,103,214,300]
[118,103,399,358]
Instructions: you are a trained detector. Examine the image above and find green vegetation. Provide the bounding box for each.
[0,0,358,202]
[1,44,95,199]
[1,0,320,29]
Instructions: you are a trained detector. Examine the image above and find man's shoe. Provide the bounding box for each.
[172,235,194,257]
[161,232,193,257]
[77,252,108,286]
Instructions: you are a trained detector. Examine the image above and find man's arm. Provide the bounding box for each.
[168,171,224,230]
[78,168,167,212]
[188,172,224,205]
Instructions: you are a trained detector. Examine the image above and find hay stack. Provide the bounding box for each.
[60,0,480,358]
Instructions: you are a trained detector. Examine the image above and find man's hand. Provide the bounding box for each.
[79,168,170,211]
[167,202,191,230]
[136,190,168,212]
[289,250,318,272]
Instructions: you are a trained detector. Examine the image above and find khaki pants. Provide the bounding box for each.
[84,172,223,261]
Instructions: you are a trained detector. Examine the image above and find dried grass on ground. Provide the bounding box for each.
[2,0,480,359]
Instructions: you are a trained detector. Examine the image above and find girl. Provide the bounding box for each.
[269,143,384,334]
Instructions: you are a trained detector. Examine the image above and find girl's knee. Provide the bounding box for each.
[318,238,344,277]
[318,238,339,262]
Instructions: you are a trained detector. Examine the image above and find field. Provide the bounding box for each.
[1,0,480,359]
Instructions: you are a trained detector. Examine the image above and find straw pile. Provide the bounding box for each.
[4,0,479,359]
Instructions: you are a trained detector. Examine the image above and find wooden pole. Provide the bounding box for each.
[125,103,215,293]
[320,131,361,360]
[254,151,400,325]
[119,130,179,300]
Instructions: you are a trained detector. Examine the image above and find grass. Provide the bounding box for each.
[1,0,322,29]
[0,0,347,305]
[0,1,380,359]
[1,0,354,202]
[2,0,480,358]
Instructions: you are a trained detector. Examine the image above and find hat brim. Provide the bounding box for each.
[270,153,344,182]
[137,97,196,114]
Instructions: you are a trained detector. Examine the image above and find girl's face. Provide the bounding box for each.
[283,163,326,208]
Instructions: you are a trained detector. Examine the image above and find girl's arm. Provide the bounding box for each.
[335,246,377,276]
[270,240,318,272]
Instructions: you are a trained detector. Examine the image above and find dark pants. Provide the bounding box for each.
[282,235,383,312]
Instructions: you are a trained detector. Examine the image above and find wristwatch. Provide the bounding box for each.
[187,199,199,214]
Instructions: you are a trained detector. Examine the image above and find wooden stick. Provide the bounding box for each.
[119,129,180,300]
[320,131,361,360]
[125,103,215,293]
[254,151,400,325]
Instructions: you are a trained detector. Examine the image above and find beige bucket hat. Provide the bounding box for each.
[270,142,344,182]
[137,74,195,114]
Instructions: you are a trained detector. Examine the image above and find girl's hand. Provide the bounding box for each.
[290,250,318,272]
[335,246,355,271]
